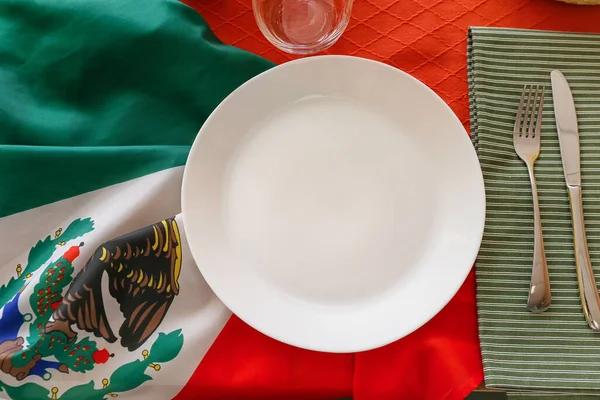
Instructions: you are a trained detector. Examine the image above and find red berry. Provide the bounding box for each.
[64,246,80,263]
[92,349,110,364]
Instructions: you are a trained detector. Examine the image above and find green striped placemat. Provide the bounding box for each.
[468,27,600,398]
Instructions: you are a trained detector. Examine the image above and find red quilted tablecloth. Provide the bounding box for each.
[175,1,600,399]
[186,0,600,127]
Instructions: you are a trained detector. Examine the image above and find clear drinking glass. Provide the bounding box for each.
[253,0,353,55]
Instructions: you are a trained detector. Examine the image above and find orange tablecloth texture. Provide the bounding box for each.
[186,0,600,126]
[175,1,600,399]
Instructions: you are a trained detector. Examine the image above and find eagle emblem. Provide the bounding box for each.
[45,217,182,351]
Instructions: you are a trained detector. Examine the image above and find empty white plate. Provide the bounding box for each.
[182,55,485,353]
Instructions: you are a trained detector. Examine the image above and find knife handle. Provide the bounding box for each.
[568,185,600,331]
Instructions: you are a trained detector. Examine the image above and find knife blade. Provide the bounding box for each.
[551,69,600,331]
[552,70,581,187]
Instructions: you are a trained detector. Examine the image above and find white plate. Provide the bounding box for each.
[182,55,485,353]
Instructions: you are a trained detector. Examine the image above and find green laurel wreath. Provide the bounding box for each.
[0,218,94,307]
[0,329,184,400]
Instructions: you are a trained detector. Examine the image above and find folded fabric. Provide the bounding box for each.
[0,0,272,216]
[0,174,222,399]
[354,269,483,400]
[469,26,600,397]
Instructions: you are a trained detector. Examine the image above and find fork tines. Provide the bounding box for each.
[515,85,546,139]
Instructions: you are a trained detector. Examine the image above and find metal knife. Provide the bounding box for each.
[551,69,600,331]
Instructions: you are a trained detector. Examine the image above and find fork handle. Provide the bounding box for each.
[526,164,551,312]
[568,185,600,330]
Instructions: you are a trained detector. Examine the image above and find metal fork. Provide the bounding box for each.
[514,85,551,313]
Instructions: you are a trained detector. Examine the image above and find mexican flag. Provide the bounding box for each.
[0,0,273,398]
[0,0,483,398]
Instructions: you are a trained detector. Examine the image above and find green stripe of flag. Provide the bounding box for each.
[0,0,273,218]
